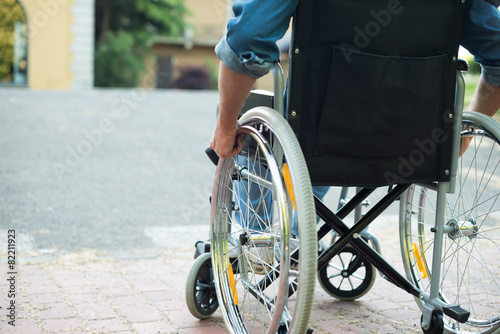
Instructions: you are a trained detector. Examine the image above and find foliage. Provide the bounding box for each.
[204,58,219,90]
[462,53,481,75]
[94,0,189,87]
[467,59,481,74]
[0,0,26,82]
[464,73,480,107]
[95,31,145,88]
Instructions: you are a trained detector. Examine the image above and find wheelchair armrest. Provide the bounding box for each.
[239,90,274,118]
[457,58,469,72]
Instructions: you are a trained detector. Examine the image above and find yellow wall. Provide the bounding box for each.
[184,0,225,42]
[19,0,74,89]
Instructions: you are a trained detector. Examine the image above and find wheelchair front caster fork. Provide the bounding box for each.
[194,241,210,259]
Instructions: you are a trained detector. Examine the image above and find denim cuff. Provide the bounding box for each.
[482,65,500,88]
[215,37,273,79]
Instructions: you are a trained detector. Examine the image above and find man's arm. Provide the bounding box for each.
[468,75,500,117]
[210,62,257,159]
[460,74,500,156]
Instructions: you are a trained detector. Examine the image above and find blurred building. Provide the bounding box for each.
[143,0,289,91]
[1,0,285,91]
[140,0,227,90]
[0,0,94,90]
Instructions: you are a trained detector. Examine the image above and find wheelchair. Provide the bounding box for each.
[186,0,500,333]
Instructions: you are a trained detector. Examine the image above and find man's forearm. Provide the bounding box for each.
[468,75,500,117]
[210,62,257,159]
[217,62,257,130]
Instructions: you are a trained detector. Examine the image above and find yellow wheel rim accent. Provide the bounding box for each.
[282,163,296,210]
[412,242,429,280]
[228,262,238,305]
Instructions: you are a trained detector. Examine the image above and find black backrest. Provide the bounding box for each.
[287,0,466,186]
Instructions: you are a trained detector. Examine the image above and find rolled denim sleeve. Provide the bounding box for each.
[215,0,298,79]
[215,37,273,79]
[461,0,500,87]
[482,65,500,88]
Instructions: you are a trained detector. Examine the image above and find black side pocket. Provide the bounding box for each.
[313,46,447,159]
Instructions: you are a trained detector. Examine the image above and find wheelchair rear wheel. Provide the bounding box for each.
[210,107,318,334]
[400,111,500,333]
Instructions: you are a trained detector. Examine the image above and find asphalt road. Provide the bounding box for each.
[0,88,219,261]
[0,87,465,263]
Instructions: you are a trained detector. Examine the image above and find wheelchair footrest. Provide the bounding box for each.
[443,305,470,323]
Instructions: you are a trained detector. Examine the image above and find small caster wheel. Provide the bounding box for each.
[185,253,218,319]
[318,245,376,300]
[421,311,444,334]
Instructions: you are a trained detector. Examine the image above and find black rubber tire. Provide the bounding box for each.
[185,253,218,319]
[317,245,376,301]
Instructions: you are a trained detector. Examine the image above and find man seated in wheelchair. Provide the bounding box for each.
[196,1,500,333]
[209,0,500,260]
[210,0,500,159]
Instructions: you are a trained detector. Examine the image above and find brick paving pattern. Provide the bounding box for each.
[0,89,427,333]
[0,240,424,334]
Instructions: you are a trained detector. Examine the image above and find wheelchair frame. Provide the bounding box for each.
[189,67,500,333]
[186,60,500,333]
[275,62,470,330]
[186,0,500,331]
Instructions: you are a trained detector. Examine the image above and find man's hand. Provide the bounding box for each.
[210,123,244,159]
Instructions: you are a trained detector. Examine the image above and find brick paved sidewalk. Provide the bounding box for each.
[0,244,423,334]
[0,89,426,333]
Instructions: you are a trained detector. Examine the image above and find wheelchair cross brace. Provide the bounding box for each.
[316,184,415,291]
[314,184,470,325]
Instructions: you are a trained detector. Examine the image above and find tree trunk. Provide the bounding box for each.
[98,0,111,46]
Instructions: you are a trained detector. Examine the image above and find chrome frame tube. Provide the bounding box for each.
[448,70,466,194]
[239,168,273,191]
[271,63,285,116]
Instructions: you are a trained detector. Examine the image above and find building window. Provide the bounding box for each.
[0,0,28,86]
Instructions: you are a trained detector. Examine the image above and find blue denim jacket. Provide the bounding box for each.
[216,0,500,86]
[215,0,298,79]
[462,0,500,86]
